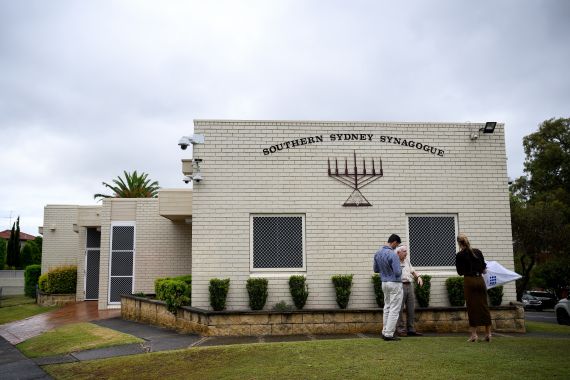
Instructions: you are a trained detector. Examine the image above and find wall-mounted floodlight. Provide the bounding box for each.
[470,122,497,140]
[178,134,205,150]
[482,122,496,134]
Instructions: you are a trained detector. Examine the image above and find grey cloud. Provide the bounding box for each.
[1,0,569,234]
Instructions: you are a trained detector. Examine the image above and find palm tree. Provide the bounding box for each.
[94,171,160,200]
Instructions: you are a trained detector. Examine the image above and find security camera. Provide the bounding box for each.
[178,136,191,150]
[178,134,205,150]
[183,175,193,184]
[192,172,203,183]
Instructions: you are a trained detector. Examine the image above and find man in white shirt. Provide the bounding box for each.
[395,245,424,337]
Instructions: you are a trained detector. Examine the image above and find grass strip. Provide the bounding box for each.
[44,335,569,380]
[0,303,57,324]
[525,320,570,334]
[0,295,36,307]
[17,322,144,358]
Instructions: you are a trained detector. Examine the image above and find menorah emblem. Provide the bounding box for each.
[327,151,383,206]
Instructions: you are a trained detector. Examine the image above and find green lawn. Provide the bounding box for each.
[0,295,57,324]
[525,320,570,335]
[17,322,144,358]
[44,335,569,380]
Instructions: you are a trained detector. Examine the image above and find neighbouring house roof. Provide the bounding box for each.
[0,230,36,241]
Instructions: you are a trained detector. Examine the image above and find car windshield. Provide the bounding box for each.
[529,292,554,298]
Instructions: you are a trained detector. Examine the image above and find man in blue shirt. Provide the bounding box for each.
[373,234,403,341]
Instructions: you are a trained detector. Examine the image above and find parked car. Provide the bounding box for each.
[525,290,558,309]
[521,294,543,311]
[555,297,570,325]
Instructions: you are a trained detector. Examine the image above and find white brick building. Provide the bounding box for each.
[42,120,515,310]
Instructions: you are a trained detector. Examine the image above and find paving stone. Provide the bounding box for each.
[72,343,146,361]
[0,359,52,380]
[0,336,52,380]
[196,336,260,347]
[148,335,202,352]
[262,334,313,343]
[33,354,78,366]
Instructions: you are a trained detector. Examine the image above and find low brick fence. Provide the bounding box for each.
[37,292,76,306]
[121,295,525,336]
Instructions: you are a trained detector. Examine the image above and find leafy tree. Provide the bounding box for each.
[510,117,570,298]
[30,240,42,265]
[532,258,570,298]
[512,117,570,207]
[0,239,6,269]
[94,170,160,200]
[21,241,40,268]
[6,217,21,268]
[33,236,42,253]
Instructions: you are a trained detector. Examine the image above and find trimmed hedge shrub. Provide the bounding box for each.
[158,279,191,314]
[209,278,230,311]
[272,301,294,312]
[371,274,384,308]
[24,264,42,298]
[155,275,192,299]
[487,285,504,306]
[446,276,465,306]
[38,265,77,294]
[289,275,309,309]
[331,274,353,309]
[173,274,193,285]
[246,278,269,310]
[155,278,170,300]
[154,275,192,314]
[415,275,432,307]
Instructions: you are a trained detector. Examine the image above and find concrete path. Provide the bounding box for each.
[0,301,120,344]
[0,301,119,379]
[0,336,51,380]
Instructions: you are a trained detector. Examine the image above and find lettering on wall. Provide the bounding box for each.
[262,133,445,157]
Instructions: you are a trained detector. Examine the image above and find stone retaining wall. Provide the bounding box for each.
[37,292,76,306]
[121,295,525,336]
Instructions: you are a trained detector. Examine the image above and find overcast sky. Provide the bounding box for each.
[1,0,569,235]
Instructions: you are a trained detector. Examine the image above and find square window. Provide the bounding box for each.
[408,215,457,267]
[251,215,305,271]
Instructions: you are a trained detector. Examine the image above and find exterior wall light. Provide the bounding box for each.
[470,122,497,140]
[482,122,497,133]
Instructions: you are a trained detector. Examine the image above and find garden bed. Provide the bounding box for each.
[121,294,525,336]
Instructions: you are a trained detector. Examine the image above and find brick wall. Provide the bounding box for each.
[98,198,192,309]
[42,206,80,275]
[133,198,192,293]
[190,120,515,310]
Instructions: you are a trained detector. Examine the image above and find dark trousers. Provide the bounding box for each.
[397,282,416,333]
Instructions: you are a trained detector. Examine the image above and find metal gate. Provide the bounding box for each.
[85,228,100,300]
[108,223,135,304]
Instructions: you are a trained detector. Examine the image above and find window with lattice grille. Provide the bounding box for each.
[251,215,305,271]
[108,223,135,303]
[407,215,457,267]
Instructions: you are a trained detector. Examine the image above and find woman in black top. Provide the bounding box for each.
[455,233,492,342]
